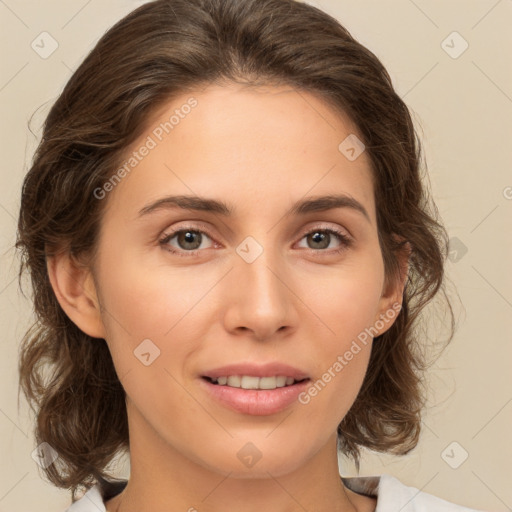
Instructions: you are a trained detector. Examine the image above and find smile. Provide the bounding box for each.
[204,375,307,390]
[200,376,311,415]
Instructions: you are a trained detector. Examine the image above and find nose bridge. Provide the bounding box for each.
[226,233,294,337]
[237,235,286,306]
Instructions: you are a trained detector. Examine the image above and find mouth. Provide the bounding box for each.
[199,375,311,415]
[202,375,310,390]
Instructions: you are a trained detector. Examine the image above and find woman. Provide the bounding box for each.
[16,0,485,510]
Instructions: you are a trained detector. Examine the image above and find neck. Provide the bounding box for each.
[105,402,374,512]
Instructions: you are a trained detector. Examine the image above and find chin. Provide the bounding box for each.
[198,448,306,479]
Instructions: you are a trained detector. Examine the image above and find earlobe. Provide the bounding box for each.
[46,251,106,339]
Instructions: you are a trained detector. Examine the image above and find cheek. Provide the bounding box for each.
[296,260,383,414]
[302,255,385,345]
[96,256,204,429]
[93,250,198,383]
[97,246,215,339]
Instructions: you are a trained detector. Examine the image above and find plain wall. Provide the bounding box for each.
[0,0,510,510]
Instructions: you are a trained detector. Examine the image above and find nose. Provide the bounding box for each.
[222,246,298,341]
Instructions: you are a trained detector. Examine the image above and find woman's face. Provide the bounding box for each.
[90,83,402,477]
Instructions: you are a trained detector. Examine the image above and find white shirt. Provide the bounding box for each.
[64,474,485,511]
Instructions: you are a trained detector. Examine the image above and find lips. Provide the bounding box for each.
[199,362,311,415]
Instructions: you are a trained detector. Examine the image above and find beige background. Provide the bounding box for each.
[1,0,511,510]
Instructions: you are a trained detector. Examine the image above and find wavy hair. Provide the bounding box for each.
[16,0,455,501]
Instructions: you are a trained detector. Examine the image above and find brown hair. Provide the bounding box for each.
[16,0,454,501]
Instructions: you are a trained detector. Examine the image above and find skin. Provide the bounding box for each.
[48,83,409,512]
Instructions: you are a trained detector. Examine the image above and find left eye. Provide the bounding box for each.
[297,228,352,252]
[159,226,352,257]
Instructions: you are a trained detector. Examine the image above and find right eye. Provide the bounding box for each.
[159,225,218,257]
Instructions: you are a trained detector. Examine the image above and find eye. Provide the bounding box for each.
[296,227,353,255]
[159,225,216,257]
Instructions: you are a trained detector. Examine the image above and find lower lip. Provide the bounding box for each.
[199,377,310,416]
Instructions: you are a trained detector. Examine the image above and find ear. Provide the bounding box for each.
[46,250,106,339]
[373,236,411,336]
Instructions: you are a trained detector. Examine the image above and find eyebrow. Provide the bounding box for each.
[138,194,371,223]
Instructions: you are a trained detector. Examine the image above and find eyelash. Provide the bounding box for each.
[158,223,353,258]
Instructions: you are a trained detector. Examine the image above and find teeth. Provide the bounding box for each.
[210,375,302,390]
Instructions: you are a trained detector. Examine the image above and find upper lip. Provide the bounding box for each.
[202,362,310,380]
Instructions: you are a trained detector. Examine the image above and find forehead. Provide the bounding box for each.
[102,83,376,224]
